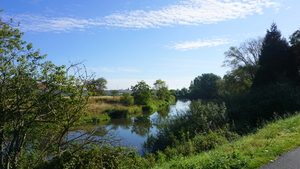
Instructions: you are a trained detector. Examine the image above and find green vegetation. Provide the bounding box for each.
[86,77,108,96]
[143,100,231,153]
[0,16,98,168]
[2,12,300,169]
[120,92,134,106]
[152,113,300,169]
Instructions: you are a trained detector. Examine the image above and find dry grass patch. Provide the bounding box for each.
[88,96,121,104]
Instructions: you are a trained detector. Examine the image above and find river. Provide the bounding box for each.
[104,99,190,154]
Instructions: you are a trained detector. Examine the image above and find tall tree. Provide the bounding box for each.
[290,28,300,82]
[223,37,262,91]
[0,16,110,169]
[131,81,152,105]
[86,77,107,95]
[253,23,298,88]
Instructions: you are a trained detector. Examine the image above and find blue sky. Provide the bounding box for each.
[1,0,300,90]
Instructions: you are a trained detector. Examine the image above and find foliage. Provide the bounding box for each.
[253,23,299,88]
[39,144,153,169]
[105,109,130,118]
[153,79,168,91]
[223,37,262,79]
[225,82,300,131]
[153,112,300,169]
[86,77,107,96]
[219,37,263,98]
[0,20,109,169]
[120,92,134,106]
[131,81,152,105]
[143,100,229,153]
[153,79,172,101]
[110,90,119,97]
[290,28,300,76]
[189,73,221,100]
[177,87,189,98]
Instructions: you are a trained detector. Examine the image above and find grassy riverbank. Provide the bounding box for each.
[57,111,300,168]
[81,96,175,124]
[152,112,300,169]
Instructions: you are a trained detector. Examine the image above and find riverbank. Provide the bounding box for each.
[152,112,300,168]
[81,96,176,125]
[47,110,300,168]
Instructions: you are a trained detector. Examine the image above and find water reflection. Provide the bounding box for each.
[103,99,190,154]
[131,115,152,136]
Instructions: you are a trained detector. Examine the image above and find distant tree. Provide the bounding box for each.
[189,73,221,100]
[169,89,177,97]
[131,81,152,105]
[86,77,107,95]
[153,79,171,101]
[111,90,119,97]
[222,65,253,95]
[177,87,189,97]
[120,92,134,106]
[153,79,167,91]
[253,23,299,88]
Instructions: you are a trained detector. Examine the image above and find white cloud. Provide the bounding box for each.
[2,0,281,32]
[98,0,281,28]
[167,38,229,51]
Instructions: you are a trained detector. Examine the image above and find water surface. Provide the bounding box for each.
[105,99,191,154]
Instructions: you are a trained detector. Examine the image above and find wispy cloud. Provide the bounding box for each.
[6,14,95,32]
[99,0,280,28]
[3,0,280,32]
[167,38,229,51]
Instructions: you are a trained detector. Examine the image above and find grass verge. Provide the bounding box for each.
[153,113,300,169]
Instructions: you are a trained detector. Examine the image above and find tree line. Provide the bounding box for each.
[143,23,300,156]
[177,22,300,128]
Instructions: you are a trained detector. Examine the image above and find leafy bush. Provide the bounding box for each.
[106,109,129,118]
[143,100,229,153]
[226,82,300,131]
[120,92,134,106]
[40,145,153,169]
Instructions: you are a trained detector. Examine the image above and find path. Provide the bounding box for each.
[259,147,300,169]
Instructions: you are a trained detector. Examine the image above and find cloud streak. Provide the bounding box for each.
[3,0,280,32]
[99,0,280,28]
[167,38,229,51]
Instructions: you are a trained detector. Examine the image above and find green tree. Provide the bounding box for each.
[0,17,105,169]
[120,92,134,106]
[153,79,171,101]
[86,77,107,95]
[189,73,221,100]
[110,90,119,97]
[222,37,262,92]
[253,23,298,88]
[290,28,300,81]
[131,81,152,105]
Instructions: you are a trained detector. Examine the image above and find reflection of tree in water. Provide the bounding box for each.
[131,115,152,137]
[151,106,172,129]
[157,106,170,118]
[107,118,133,130]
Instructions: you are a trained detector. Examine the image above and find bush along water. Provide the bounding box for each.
[143,100,238,155]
